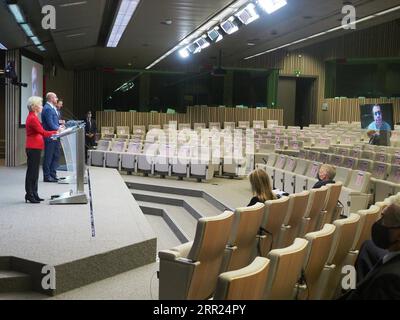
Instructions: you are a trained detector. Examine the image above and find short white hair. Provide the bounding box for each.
[27,96,43,112]
[46,92,56,102]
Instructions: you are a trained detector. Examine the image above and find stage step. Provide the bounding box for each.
[138,200,196,242]
[0,270,32,293]
[130,189,223,218]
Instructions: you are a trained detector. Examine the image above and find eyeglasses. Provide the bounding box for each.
[374,111,382,116]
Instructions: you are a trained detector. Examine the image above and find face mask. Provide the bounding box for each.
[371,218,400,249]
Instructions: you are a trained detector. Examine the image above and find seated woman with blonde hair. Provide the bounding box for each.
[248,168,277,206]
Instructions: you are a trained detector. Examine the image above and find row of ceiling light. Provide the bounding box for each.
[7,3,46,51]
[145,0,287,69]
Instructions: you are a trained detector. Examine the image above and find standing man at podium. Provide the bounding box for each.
[42,92,62,182]
[84,110,97,162]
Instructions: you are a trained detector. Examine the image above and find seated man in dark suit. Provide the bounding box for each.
[342,204,400,300]
[313,164,336,189]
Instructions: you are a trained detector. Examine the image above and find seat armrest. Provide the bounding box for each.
[171,241,194,257]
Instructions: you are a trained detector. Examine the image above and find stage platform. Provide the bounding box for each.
[0,166,157,296]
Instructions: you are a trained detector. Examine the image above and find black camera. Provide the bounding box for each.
[2,61,28,87]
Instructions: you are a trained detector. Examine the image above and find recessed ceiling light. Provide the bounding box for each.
[59,1,87,7]
[66,33,86,38]
[247,42,256,46]
[107,0,141,48]
[0,42,7,50]
[161,19,173,25]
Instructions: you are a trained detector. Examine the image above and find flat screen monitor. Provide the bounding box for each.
[359,103,394,131]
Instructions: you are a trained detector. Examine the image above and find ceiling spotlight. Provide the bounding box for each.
[207,27,223,43]
[195,36,210,52]
[179,48,190,58]
[258,0,287,14]
[220,16,239,35]
[236,3,260,25]
[187,42,200,54]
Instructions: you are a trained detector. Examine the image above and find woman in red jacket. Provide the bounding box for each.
[25,96,58,203]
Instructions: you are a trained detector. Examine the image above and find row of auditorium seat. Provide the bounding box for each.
[89,132,250,181]
[159,182,392,300]
[256,154,371,215]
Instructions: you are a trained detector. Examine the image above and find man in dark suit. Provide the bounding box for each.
[342,204,400,300]
[84,111,97,161]
[42,92,61,182]
[313,164,336,189]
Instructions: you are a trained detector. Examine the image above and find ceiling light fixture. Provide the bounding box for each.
[245,5,400,60]
[0,42,7,50]
[179,48,190,59]
[235,3,259,25]
[145,0,249,69]
[257,0,287,14]
[20,23,34,37]
[37,45,46,52]
[30,36,41,46]
[8,4,25,23]
[207,27,223,43]
[59,1,88,7]
[107,0,141,48]
[220,16,240,35]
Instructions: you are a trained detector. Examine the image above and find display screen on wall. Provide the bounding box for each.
[20,55,44,126]
[359,103,394,130]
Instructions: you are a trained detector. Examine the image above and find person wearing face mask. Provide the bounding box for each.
[312,164,336,189]
[341,204,400,300]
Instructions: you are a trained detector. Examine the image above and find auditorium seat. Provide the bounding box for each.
[105,140,127,168]
[178,123,191,130]
[328,154,344,167]
[317,182,343,228]
[116,126,130,139]
[361,150,375,160]
[221,203,265,272]
[258,196,290,256]
[279,191,310,247]
[306,150,320,162]
[334,167,352,186]
[298,224,336,300]
[318,152,329,164]
[137,142,158,175]
[356,158,373,172]
[100,127,115,140]
[89,140,111,167]
[267,154,287,188]
[374,152,391,163]
[253,120,265,129]
[300,186,329,236]
[267,120,278,128]
[223,122,235,130]
[194,123,206,131]
[349,148,362,158]
[171,144,191,178]
[158,211,234,300]
[238,121,250,129]
[148,124,161,130]
[214,257,270,300]
[274,156,297,191]
[314,213,360,300]
[294,161,320,193]
[374,164,400,202]
[345,205,382,267]
[120,141,142,172]
[284,159,310,194]
[154,144,176,177]
[339,170,372,215]
[342,156,358,169]
[264,238,309,300]
[209,122,221,130]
